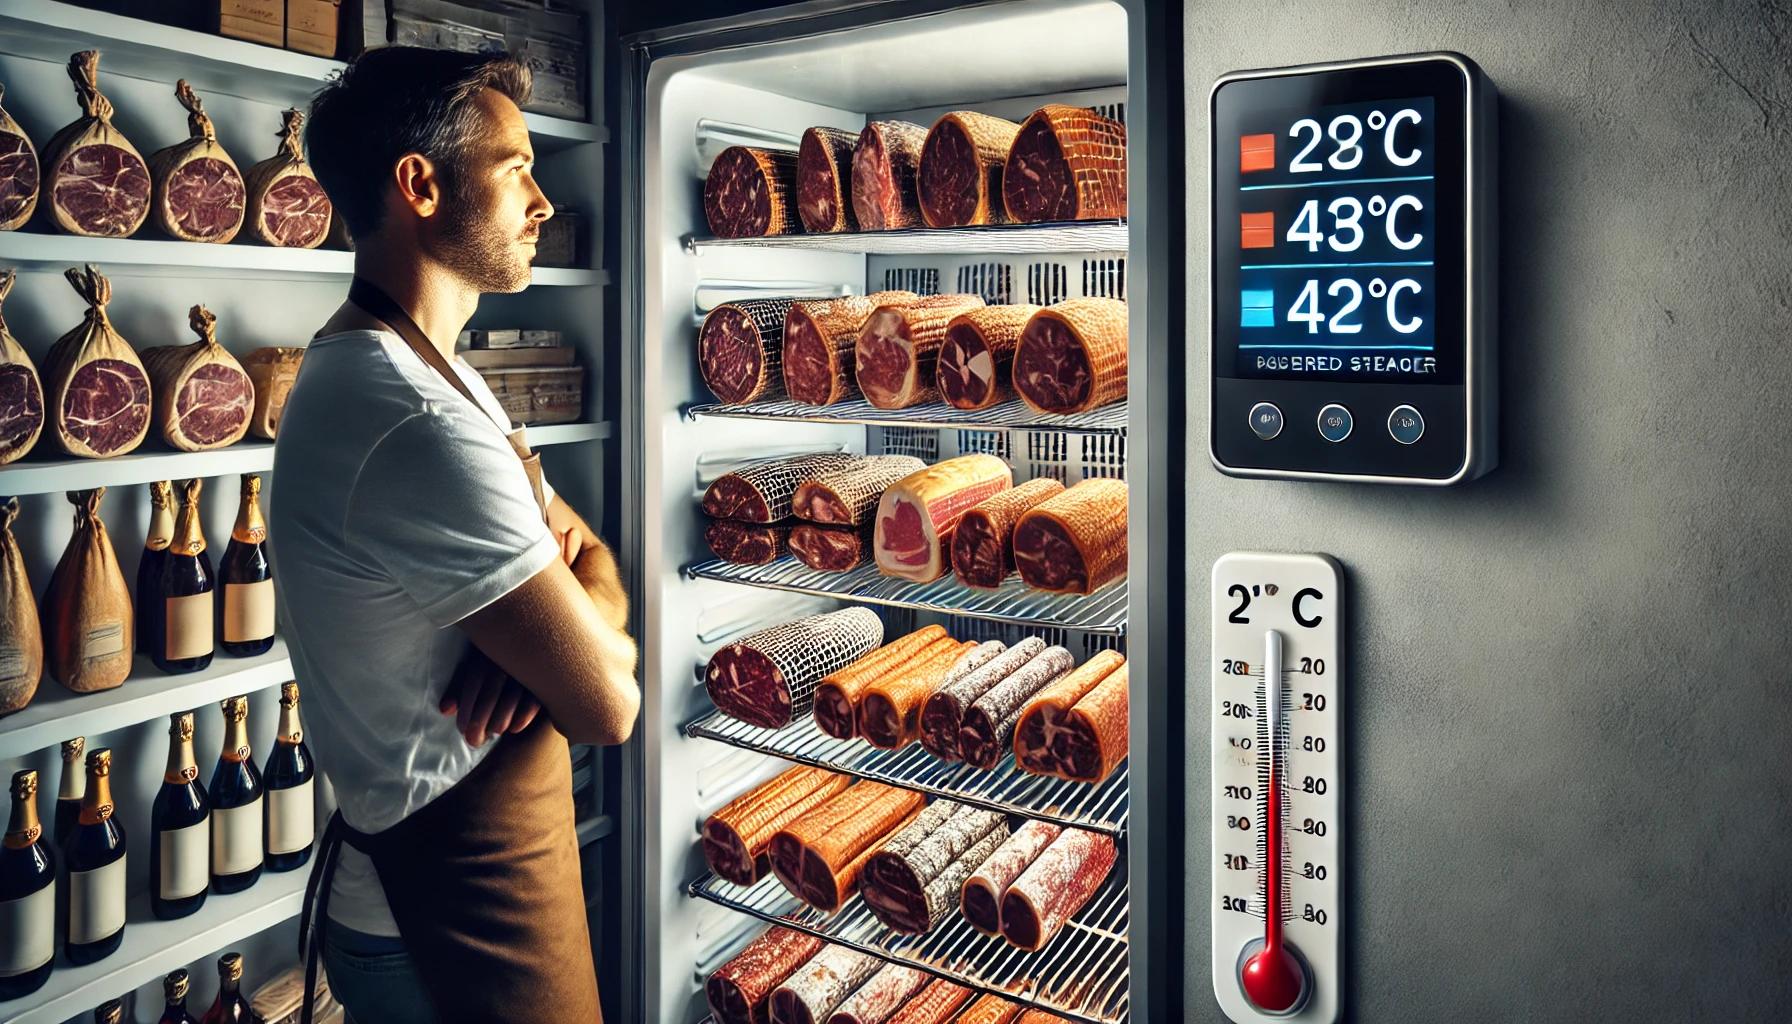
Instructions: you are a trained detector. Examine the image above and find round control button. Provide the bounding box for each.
[1316,404,1353,443]
[1387,404,1425,445]
[1248,402,1284,440]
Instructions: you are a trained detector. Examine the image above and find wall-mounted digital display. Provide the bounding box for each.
[1210,54,1497,485]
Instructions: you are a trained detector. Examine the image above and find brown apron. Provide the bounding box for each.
[299,279,599,1023]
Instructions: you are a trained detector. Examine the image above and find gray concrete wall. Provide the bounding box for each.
[1181,1,1792,1019]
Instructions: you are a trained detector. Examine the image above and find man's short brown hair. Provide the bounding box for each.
[306,47,532,238]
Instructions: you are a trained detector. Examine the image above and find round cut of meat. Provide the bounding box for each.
[703,146,797,239]
[165,156,245,242]
[172,363,252,447]
[919,117,982,227]
[61,358,150,455]
[0,365,44,456]
[52,144,150,238]
[0,133,39,228]
[1013,315,1094,411]
[261,175,330,247]
[796,126,856,233]
[850,121,927,231]
[938,320,1000,409]
[1002,105,1128,224]
[878,498,931,568]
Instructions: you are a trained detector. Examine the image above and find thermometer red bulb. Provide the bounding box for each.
[1239,629,1310,1015]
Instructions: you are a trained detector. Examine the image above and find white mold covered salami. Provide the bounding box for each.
[704,607,884,729]
[140,305,253,452]
[919,637,1043,762]
[825,962,928,1024]
[43,265,150,459]
[707,926,826,1024]
[700,297,798,404]
[998,827,1118,951]
[703,451,860,523]
[0,270,45,464]
[42,51,151,238]
[957,644,1075,770]
[861,800,1008,934]
[244,109,332,248]
[0,85,40,231]
[147,81,245,243]
[769,945,881,1024]
[960,819,1061,936]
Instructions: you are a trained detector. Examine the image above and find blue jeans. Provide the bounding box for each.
[322,920,435,1024]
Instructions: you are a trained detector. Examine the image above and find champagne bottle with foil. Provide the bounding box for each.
[53,737,85,850]
[155,479,215,674]
[199,952,253,1024]
[64,747,126,965]
[218,475,274,658]
[159,968,200,1023]
[208,696,263,893]
[151,712,210,919]
[94,999,124,1024]
[263,683,315,872]
[0,770,56,1000]
[137,480,175,654]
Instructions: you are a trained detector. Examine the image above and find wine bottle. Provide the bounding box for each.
[160,968,200,1024]
[199,952,253,1024]
[208,696,263,894]
[137,480,175,654]
[53,736,85,850]
[0,770,56,1000]
[95,999,124,1024]
[155,478,214,674]
[151,711,210,919]
[263,683,315,872]
[218,474,275,658]
[64,747,126,965]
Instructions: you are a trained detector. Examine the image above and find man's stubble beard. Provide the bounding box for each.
[434,185,533,294]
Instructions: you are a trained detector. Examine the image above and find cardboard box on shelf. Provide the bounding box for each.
[219,0,284,46]
[287,0,342,56]
[478,365,583,425]
[461,347,576,370]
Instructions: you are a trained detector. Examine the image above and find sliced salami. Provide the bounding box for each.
[782,292,921,405]
[854,294,986,409]
[793,455,926,526]
[700,297,797,404]
[705,519,792,566]
[918,110,1020,228]
[704,607,884,729]
[998,827,1118,951]
[950,478,1066,590]
[862,801,1007,933]
[957,645,1075,770]
[706,926,826,1024]
[705,145,800,239]
[1013,298,1128,415]
[1001,104,1127,224]
[768,781,924,912]
[936,304,1040,411]
[850,121,928,231]
[797,126,859,234]
[769,945,881,1024]
[812,627,949,741]
[788,524,872,573]
[919,637,1046,762]
[960,819,1062,936]
[703,452,860,523]
[704,765,850,886]
[825,962,927,1024]
[0,85,40,231]
[1012,478,1128,595]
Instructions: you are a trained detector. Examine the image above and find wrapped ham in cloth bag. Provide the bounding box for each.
[0,269,45,464]
[147,80,245,244]
[42,264,151,458]
[41,51,151,238]
[141,305,253,451]
[41,488,133,693]
[0,497,44,716]
[0,84,41,231]
[244,109,332,249]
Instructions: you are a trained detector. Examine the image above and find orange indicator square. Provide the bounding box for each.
[1240,211,1275,249]
[1239,132,1276,173]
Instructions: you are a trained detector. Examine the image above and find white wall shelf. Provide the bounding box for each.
[0,869,309,1024]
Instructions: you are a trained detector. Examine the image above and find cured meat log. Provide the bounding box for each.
[147,81,245,244]
[1059,663,1128,784]
[797,126,859,234]
[705,145,800,239]
[706,520,792,566]
[793,455,926,526]
[769,945,881,1024]
[0,270,45,464]
[140,305,253,451]
[1013,298,1128,415]
[936,305,1040,411]
[1013,649,1126,779]
[919,637,1042,762]
[0,85,40,231]
[43,52,150,238]
[1012,478,1128,595]
[885,979,974,1024]
[43,265,150,459]
[824,962,927,1024]
[954,995,1024,1024]
[854,294,986,409]
[950,478,1066,590]
[788,524,871,573]
[999,827,1118,951]
[700,297,797,404]
[1001,104,1127,224]
[957,645,1075,770]
[850,121,928,231]
[704,607,884,729]
[768,781,924,912]
[918,111,1020,228]
[960,819,1061,936]
[874,455,1012,583]
[781,292,921,406]
[1015,1010,1073,1023]
[242,347,302,439]
[706,926,825,1024]
[813,626,948,740]
[704,452,860,522]
[244,109,331,248]
[861,800,1008,934]
[856,639,975,749]
[703,765,850,887]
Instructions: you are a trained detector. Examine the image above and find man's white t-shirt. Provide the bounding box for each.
[269,329,558,936]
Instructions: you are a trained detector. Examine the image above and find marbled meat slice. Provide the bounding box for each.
[768,945,881,1024]
[824,962,927,1024]
[813,626,949,741]
[51,143,150,237]
[885,979,974,1024]
[259,174,330,247]
[703,451,860,523]
[788,523,872,574]
[782,292,922,406]
[1013,298,1128,415]
[164,157,245,242]
[853,294,985,409]
[0,92,40,230]
[168,363,252,448]
[62,358,150,457]
[705,520,792,566]
[706,926,825,1024]
[861,801,1007,933]
[960,819,1061,936]
[850,121,928,231]
[703,765,850,886]
[957,645,1075,770]
[705,145,800,239]
[793,455,926,526]
[919,637,1044,762]
[936,304,1039,411]
[700,297,797,404]
[0,365,44,464]
[856,639,974,749]
[998,827,1117,951]
[703,607,884,729]
[873,454,1012,583]
[918,110,1020,228]
[1059,663,1128,784]
[797,126,859,234]
[1001,104,1127,223]
[1013,649,1125,779]
[950,478,1066,590]
[768,781,924,912]
[1012,477,1128,595]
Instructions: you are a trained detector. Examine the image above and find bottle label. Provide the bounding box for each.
[82,623,125,664]
[0,643,23,683]
[159,819,210,900]
[268,779,315,855]
[69,858,125,944]
[222,579,276,644]
[164,593,213,662]
[211,800,263,876]
[0,885,53,976]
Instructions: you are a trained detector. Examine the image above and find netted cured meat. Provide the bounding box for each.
[873,455,1012,583]
[705,520,791,566]
[706,926,825,1024]
[704,607,884,729]
[245,109,330,248]
[147,81,245,243]
[43,52,150,238]
[0,85,40,231]
[1013,298,1128,414]
[700,297,797,404]
[43,265,149,459]
[1001,104,1127,223]
[950,478,1065,590]
[703,765,850,886]
[885,979,974,1024]
[782,292,920,406]
[960,819,1061,936]
[768,944,881,1024]
[813,626,949,740]
[825,962,927,1024]
[861,800,1008,934]
[0,270,44,465]
[919,637,1043,762]
[703,451,860,523]
[957,645,1075,770]
[998,827,1117,951]
[850,121,928,231]
[854,294,985,409]
[768,781,924,912]
[793,455,925,526]
[139,305,253,451]
[936,304,1039,411]
[1012,478,1128,595]
[953,995,1024,1024]
[705,145,799,239]
[797,126,858,234]
[918,111,1020,228]
[788,524,872,573]
[1014,650,1126,779]
[856,639,974,749]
